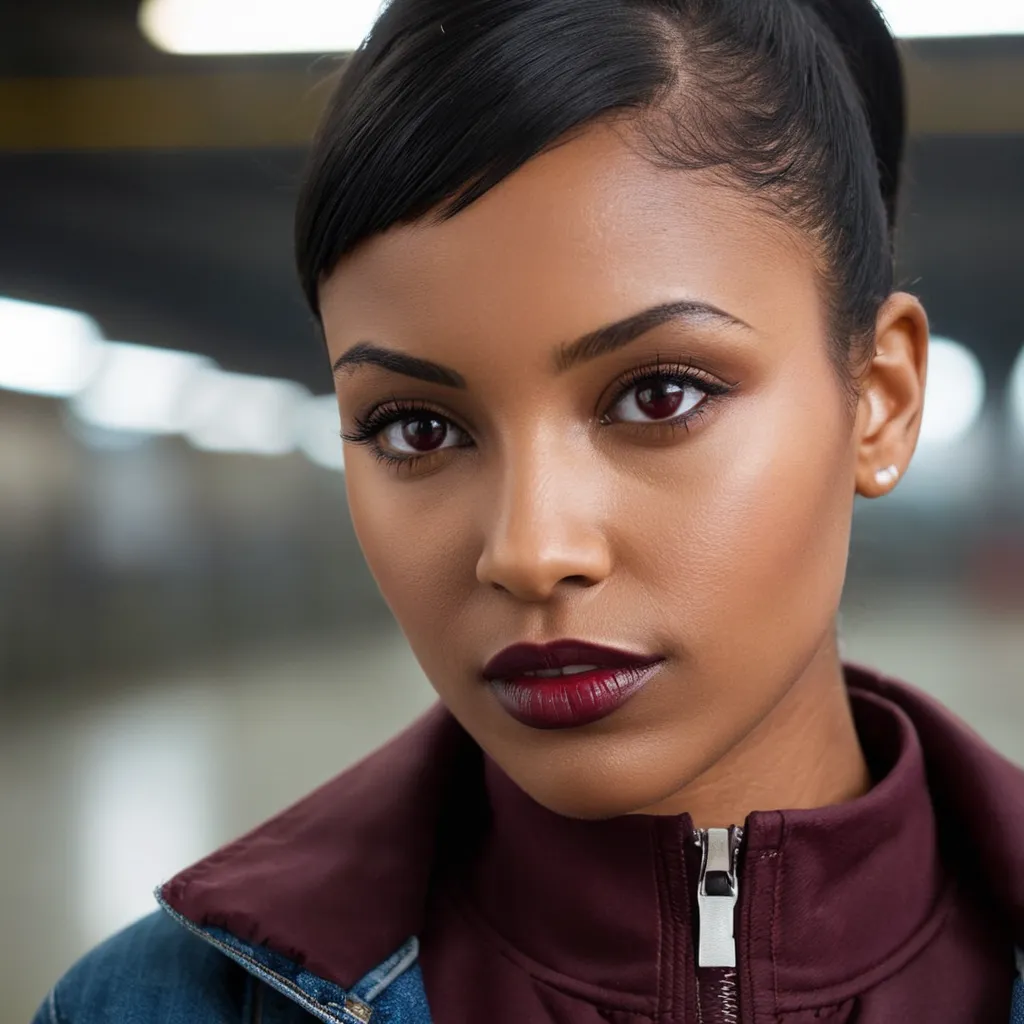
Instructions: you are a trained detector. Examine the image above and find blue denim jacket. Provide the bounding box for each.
[32,892,432,1024]
[30,894,1024,1023]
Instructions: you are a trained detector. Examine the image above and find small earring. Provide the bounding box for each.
[874,464,900,487]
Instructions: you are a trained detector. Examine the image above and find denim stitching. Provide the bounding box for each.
[361,939,419,1002]
[156,895,360,1024]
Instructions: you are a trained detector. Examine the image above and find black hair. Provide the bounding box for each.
[295,0,905,402]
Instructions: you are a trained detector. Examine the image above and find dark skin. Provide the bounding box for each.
[320,122,929,826]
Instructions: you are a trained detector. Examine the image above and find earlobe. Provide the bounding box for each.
[853,292,929,499]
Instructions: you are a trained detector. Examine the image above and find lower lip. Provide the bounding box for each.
[488,663,664,730]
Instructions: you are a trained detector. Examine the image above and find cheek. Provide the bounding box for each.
[731,369,853,606]
[630,355,855,678]
[345,457,477,656]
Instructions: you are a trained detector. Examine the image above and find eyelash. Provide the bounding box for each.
[342,361,735,470]
[342,398,466,470]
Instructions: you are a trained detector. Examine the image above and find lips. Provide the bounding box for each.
[483,641,659,679]
[482,641,664,730]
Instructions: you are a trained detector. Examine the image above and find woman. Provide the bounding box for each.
[35,0,1024,1021]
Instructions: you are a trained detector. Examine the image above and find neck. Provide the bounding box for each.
[637,635,872,826]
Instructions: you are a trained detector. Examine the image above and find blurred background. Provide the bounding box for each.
[1,1,1023,1020]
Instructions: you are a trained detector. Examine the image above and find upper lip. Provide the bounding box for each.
[482,640,663,680]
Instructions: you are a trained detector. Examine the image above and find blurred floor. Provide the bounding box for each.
[2,588,1021,1024]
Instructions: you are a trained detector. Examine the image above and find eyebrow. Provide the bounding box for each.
[332,342,467,388]
[553,299,751,373]
[331,299,750,386]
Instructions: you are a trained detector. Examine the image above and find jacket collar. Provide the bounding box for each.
[161,699,478,990]
[160,663,1024,994]
[463,684,949,1000]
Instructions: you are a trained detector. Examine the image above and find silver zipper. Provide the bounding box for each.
[693,826,743,968]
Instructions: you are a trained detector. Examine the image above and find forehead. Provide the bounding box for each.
[319,122,818,355]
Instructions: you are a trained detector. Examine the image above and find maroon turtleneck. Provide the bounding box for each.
[419,684,1016,1022]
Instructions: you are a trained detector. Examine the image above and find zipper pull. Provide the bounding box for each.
[694,825,743,968]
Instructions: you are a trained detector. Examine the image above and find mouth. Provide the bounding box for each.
[482,641,665,730]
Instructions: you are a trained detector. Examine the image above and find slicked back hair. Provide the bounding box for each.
[295,0,905,401]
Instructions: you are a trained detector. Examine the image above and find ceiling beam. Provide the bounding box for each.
[0,50,1022,151]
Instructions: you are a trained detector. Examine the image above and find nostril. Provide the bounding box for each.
[563,574,595,587]
[486,574,593,597]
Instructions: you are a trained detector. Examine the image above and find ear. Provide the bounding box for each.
[854,292,929,499]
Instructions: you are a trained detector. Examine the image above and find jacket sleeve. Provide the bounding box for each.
[30,992,56,1024]
[29,909,249,1023]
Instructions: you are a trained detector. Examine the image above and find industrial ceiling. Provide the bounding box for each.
[1,3,1022,392]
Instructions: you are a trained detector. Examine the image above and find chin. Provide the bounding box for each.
[465,697,707,820]
[531,785,671,821]
[508,756,690,821]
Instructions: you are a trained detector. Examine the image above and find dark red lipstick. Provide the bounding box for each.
[482,641,665,730]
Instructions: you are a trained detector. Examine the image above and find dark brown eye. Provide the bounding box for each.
[609,377,703,423]
[637,381,684,419]
[382,415,455,454]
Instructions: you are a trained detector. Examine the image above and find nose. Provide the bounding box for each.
[475,442,613,602]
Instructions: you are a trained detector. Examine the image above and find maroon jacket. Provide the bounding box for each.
[163,663,1024,1022]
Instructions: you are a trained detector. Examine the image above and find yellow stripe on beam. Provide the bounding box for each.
[0,71,335,151]
[902,49,1024,136]
[0,53,1022,152]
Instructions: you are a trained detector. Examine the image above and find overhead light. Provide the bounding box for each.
[1010,345,1024,439]
[138,0,1024,55]
[70,341,213,435]
[297,394,345,471]
[920,336,986,445]
[183,368,309,456]
[0,297,105,398]
[875,1,1024,38]
[139,0,385,55]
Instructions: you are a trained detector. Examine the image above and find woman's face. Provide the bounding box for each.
[320,122,865,819]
